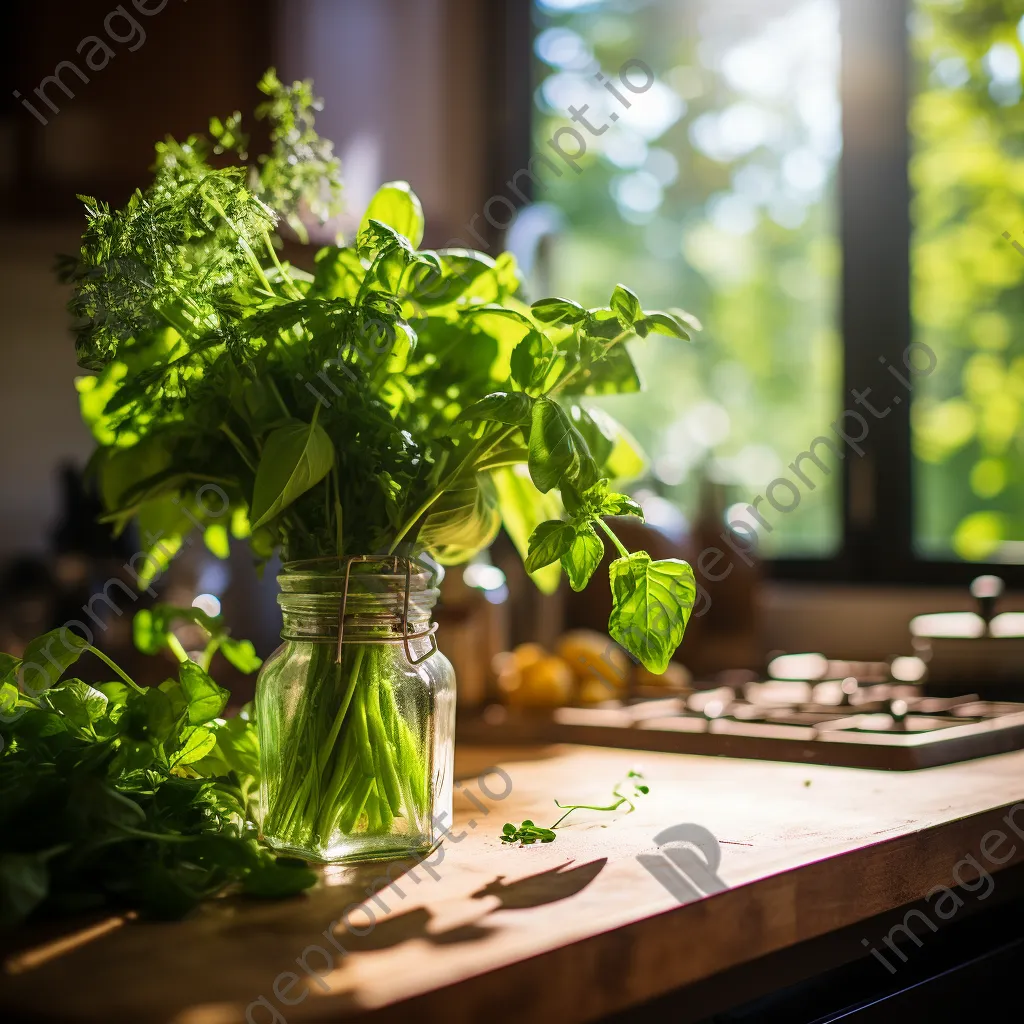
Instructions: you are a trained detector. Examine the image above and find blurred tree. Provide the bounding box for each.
[530,0,842,558]
[911,0,1024,561]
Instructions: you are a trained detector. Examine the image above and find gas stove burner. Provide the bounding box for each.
[460,680,1024,770]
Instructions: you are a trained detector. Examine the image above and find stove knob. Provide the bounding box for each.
[970,574,1004,633]
[888,697,908,729]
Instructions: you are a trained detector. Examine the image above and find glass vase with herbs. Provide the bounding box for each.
[60,70,701,862]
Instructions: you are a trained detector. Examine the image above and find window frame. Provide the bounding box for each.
[505,0,1024,588]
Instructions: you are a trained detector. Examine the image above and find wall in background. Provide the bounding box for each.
[0,224,91,557]
[275,0,492,246]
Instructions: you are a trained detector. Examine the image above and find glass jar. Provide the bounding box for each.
[255,557,455,863]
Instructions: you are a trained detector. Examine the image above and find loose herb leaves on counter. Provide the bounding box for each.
[0,612,316,928]
[501,771,649,846]
[62,70,702,675]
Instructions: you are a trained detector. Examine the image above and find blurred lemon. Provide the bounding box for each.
[506,654,573,707]
[578,677,621,704]
[556,630,628,691]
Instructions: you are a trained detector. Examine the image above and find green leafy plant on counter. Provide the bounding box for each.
[0,611,316,928]
[59,69,698,855]
[501,770,649,846]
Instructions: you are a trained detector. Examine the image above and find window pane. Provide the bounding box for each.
[528,0,842,557]
[911,0,1024,562]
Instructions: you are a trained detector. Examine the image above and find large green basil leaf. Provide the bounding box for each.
[637,310,692,340]
[179,662,230,726]
[419,471,501,565]
[17,630,89,695]
[492,467,562,594]
[0,653,20,683]
[358,181,425,249]
[524,520,575,573]
[561,524,605,592]
[527,398,597,493]
[42,681,109,732]
[610,284,642,329]
[607,553,696,674]
[568,405,614,466]
[530,296,588,325]
[510,330,554,390]
[249,416,335,529]
[460,392,534,427]
[170,726,218,768]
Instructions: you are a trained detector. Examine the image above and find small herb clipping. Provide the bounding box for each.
[501,770,649,846]
[60,69,702,677]
[0,611,317,928]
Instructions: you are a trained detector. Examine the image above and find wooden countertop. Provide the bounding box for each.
[4,743,1024,1023]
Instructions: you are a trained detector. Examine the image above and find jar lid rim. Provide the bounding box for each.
[278,554,442,593]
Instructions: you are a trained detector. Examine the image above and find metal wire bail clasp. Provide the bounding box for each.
[335,555,439,666]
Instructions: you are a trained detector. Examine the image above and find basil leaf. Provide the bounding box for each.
[610,284,642,329]
[0,653,20,683]
[43,681,108,732]
[419,471,502,565]
[527,398,597,493]
[460,392,534,427]
[639,311,691,340]
[530,296,588,325]
[170,726,218,767]
[525,519,575,573]
[358,180,425,248]
[607,553,697,674]
[179,662,230,726]
[569,405,614,466]
[219,637,262,675]
[18,630,89,695]
[561,524,604,592]
[510,331,553,389]
[249,416,335,529]
[0,679,20,719]
[669,306,703,332]
[96,681,133,705]
[492,467,563,594]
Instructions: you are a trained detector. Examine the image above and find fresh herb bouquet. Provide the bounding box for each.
[60,71,699,860]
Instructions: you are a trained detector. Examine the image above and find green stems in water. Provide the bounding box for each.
[259,641,428,855]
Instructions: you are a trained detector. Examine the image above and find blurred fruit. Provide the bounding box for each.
[506,654,573,707]
[511,642,546,671]
[578,677,621,704]
[556,629,628,692]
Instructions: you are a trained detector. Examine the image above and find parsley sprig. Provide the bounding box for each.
[501,771,649,846]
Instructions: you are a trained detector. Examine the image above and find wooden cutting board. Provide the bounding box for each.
[3,743,1024,1023]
